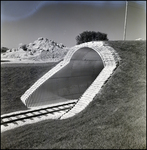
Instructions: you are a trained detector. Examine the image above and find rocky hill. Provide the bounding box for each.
[1,37,69,62]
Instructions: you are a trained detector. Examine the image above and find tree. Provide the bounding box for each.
[76,31,108,45]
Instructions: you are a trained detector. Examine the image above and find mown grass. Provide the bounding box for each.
[1,62,58,115]
[1,41,146,149]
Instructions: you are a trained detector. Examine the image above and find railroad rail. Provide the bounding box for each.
[1,100,78,132]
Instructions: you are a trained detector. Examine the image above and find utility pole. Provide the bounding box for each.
[123,1,128,40]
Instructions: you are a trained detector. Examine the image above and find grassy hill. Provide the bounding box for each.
[1,41,146,149]
[1,62,58,115]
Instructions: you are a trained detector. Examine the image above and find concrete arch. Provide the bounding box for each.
[24,47,104,107]
[21,41,120,119]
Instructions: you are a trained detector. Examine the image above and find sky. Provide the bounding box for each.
[1,1,146,49]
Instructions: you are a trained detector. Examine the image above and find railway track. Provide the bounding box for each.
[1,100,78,132]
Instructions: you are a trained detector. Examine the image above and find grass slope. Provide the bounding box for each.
[1,62,58,115]
[1,41,146,149]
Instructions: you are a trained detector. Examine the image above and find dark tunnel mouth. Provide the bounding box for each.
[71,47,103,61]
[26,47,104,107]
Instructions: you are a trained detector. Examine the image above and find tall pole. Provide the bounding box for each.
[123,1,128,40]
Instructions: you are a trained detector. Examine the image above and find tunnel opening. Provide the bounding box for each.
[26,47,104,107]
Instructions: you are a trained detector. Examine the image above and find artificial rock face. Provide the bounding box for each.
[1,37,68,61]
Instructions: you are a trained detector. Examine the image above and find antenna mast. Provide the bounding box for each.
[123,1,128,40]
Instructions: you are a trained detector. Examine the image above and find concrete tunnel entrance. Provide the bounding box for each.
[26,47,104,107]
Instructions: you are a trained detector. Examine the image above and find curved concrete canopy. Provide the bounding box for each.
[25,47,104,107]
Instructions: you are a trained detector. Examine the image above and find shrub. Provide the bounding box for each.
[76,31,108,45]
[1,47,9,53]
[21,44,28,51]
